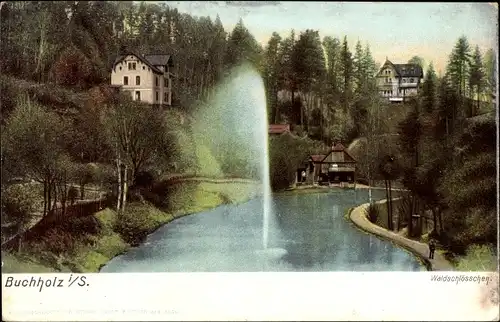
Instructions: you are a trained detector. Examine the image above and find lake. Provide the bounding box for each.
[101,189,424,272]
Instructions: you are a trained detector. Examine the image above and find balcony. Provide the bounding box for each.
[399,82,418,88]
[379,81,399,87]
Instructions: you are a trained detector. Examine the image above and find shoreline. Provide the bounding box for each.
[2,179,262,274]
[98,187,260,272]
[348,201,454,271]
[3,182,452,273]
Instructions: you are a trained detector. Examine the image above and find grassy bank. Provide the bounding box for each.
[2,181,260,273]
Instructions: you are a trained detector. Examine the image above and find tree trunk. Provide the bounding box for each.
[199,67,205,100]
[43,179,48,216]
[47,178,52,213]
[116,158,122,213]
[432,207,437,233]
[397,198,402,231]
[388,179,393,231]
[273,84,279,124]
[384,179,390,229]
[437,206,444,234]
[299,92,303,127]
[61,172,68,216]
[52,181,57,211]
[17,233,22,253]
[409,193,416,237]
[122,165,128,212]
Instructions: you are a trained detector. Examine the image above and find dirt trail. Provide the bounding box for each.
[350,202,454,271]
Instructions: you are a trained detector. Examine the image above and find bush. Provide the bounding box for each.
[1,184,39,236]
[133,170,156,188]
[115,204,173,245]
[35,228,76,256]
[455,245,498,271]
[366,203,379,223]
[63,216,102,236]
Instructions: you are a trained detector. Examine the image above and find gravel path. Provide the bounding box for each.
[350,202,454,271]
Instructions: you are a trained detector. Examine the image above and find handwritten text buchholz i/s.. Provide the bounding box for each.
[4,274,89,292]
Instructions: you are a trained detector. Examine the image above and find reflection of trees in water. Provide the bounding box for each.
[272,191,419,271]
[356,235,377,265]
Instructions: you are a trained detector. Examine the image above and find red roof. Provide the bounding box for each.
[310,154,326,162]
[331,143,345,152]
[269,124,290,134]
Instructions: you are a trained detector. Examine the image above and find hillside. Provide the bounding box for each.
[0,75,89,118]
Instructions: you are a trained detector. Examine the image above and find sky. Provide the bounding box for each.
[161,1,498,75]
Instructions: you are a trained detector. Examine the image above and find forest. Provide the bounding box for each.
[0,1,497,271]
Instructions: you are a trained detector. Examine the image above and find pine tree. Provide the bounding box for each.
[421,62,437,114]
[446,36,472,98]
[340,36,353,112]
[353,40,364,93]
[291,29,326,131]
[263,32,282,124]
[225,18,262,70]
[469,45,485,115]
[482,48,496,102]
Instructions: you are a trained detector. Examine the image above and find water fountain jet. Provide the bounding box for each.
[191,63,282,253]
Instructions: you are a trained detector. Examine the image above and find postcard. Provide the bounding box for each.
[1,1,498,321]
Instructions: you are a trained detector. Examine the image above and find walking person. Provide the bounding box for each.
[428,239,436,259]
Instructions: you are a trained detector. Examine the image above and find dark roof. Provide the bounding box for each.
[144,54,173,67]
[309,143,356,163]
[378,59,423,78]
[112,52,172,74]
[269,124,290,134]
[393,64,423,78]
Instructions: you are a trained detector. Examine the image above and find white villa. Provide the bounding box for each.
[376,58,424,103]
[111,52,173,106]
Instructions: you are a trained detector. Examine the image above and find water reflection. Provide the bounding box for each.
[101,189,423,272]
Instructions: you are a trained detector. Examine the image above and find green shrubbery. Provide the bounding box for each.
[455,245,498,271]
[269,133,326,190]
[115,203,174,245]
[1,184,39,243]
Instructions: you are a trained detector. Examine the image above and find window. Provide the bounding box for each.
[155,76,159,87]
[164,91,168,101]
[135,91,141,101]
[156,91,159,101]
[410,78,414,83]
[123,76,128,85]
[136,76,140,85]
[128,62,136,70]
[119,66,122,71]
[402,78,406,83]
[143,66,145,70]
